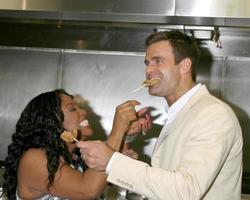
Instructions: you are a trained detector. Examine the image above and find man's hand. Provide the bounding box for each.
[76,141,114,171]
[127,110,152,136]
[120,143,138,159]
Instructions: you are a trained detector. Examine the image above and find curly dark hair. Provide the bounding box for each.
[145,30,201,82]
[2,89,84,200]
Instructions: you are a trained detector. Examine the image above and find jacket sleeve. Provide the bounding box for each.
[107,104,242,200]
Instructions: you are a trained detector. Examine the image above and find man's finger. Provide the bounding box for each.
[76,140,100,150]
[76,141,90,149]
[137,107,149,117]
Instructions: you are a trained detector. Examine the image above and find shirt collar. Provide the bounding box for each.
[166,83,202,121]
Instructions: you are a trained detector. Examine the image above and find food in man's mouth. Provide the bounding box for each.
[132,78,160,93]
[60,129,78,143]
[142,78,160,87]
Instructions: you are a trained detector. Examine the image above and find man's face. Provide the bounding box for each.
[144,40,182,99]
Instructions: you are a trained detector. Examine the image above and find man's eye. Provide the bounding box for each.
[155,59,163,65]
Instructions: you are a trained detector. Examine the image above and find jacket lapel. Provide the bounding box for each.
[153,85,209,153]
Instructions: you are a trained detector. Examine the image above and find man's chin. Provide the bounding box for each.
[148,88,160,96]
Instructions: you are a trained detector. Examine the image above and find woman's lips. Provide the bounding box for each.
[79,119,89,127]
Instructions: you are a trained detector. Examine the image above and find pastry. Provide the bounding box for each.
[142,78,160,87]
[60,129,78,143]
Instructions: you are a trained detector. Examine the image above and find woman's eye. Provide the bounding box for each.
[69,107,77,112]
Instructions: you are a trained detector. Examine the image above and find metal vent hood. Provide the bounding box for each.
[1,0,250,53]
[0,0,250,27]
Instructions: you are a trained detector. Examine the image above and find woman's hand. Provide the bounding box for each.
[111,100,141,134]
[111,100,152,135]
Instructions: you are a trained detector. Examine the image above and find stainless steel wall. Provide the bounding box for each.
[0,47,167,161]
[1,21,250,196]
[0,48,61,159]
[0,44,250,176]
[1,0,250,193]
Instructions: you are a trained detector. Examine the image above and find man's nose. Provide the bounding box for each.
[145,62,155,74]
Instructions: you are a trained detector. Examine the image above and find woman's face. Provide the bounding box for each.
[61,94,93,140]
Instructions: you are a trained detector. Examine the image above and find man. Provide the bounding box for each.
[77,30,243,200]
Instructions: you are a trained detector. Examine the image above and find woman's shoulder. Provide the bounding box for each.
[18,148,48,179]
[20,148,47,165]
[17,148,49,199]
[23,148,46,156]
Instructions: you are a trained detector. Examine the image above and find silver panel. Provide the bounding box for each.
[0,0,250,26]
[0,0,249,192]
[0,0,175,24]
[0,47,61,159]
[196,57,223,98]
[1,20,250,56]
[222,57,250,172]
[176,0,250,17]
[0,0,174,14]
[0,47,231,163]
[61,51,167,159]
[0,46,249,179]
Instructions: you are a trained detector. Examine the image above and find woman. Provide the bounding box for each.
[2,89,150,200]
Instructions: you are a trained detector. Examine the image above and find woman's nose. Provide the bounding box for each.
[79,109,87,116]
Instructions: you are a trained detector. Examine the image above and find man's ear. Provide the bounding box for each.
[179,58,192,74]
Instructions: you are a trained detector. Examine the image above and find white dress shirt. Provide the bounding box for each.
[154,83,202,150]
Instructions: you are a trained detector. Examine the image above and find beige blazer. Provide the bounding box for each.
[107,85,243,200]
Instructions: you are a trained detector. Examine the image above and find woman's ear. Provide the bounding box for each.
[180,58,192,75]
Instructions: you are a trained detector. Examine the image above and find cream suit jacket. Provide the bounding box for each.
[107,85,243,200]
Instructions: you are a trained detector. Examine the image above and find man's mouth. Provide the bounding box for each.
[143,78,160,87]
